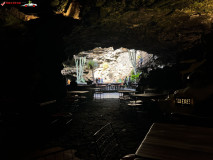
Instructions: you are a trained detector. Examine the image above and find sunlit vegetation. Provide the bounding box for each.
[131,70,141,82]
[86,59,98,83]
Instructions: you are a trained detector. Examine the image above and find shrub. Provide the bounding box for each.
[87,60,98,69]
[131,71,141,82]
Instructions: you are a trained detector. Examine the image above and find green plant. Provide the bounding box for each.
[87,60,98,83]
[87,60,98,69]
[117,78,123,83]
[131,71,141,82]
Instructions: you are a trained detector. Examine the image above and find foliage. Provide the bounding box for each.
[117,79,123,83]
[87,59,98,70]
[131,70,141,82]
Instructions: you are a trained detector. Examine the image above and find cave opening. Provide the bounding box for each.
[62,46,181,93]
[62,47,161,84]
[62,46,183,100]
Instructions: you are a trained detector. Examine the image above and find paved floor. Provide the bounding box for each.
[46,93,160,160]
[1,92,164,160]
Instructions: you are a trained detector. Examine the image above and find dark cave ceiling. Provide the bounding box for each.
[64,0,213,59]
[1,0,213,63]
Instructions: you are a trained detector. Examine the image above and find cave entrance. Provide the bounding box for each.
[62,47,155,85]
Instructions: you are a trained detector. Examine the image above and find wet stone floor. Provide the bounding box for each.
[43,93,164,160]
[1,92,166,160]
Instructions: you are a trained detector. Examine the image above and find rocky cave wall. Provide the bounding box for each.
[65,0,213,61]
[78,47,153,82]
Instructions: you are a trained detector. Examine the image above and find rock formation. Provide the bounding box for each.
[78,47,153,82]
[64,0,213,63]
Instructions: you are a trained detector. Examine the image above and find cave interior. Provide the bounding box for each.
[1,0,213,159]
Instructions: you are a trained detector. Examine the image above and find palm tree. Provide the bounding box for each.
[87,60,98,83]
